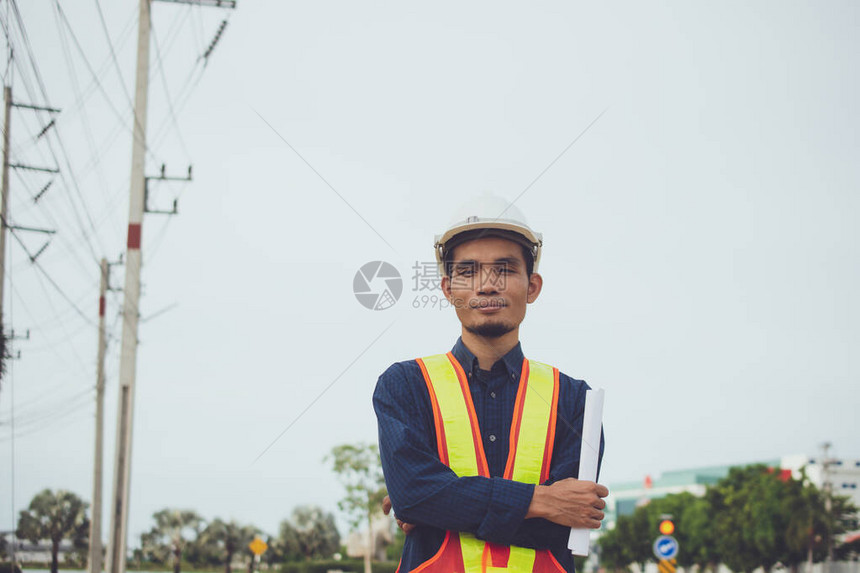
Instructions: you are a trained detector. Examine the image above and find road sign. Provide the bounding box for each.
[658,558,677,573]
[249,537,268,556]
[659,519,675,535]
[653,535,679,560]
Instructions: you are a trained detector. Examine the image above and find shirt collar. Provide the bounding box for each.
[451,336,525,379]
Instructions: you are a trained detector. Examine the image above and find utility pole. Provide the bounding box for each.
[105,0,151,569]
[88,258,109,573]
[1,85,60,336]
[1,86,12,335]
[106,2,234,573]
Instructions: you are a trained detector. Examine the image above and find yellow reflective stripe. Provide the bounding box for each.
[420,354,480,477]
[509,360,555,484]
[459,533,485,573]
[507,546,537,572]
[420,354,553,573]
[458,535,536,573]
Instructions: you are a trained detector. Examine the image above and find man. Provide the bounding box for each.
[373,196,608,573]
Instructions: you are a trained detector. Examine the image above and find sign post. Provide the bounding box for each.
[653,534,679,573]
[249,537,268,573]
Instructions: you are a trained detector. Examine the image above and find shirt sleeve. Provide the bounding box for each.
[508,375,606,550]
[373,361,535,546]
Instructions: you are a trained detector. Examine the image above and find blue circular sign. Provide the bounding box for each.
[653,535,679,560]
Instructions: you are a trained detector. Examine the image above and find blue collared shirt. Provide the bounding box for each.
[373,338,604,573]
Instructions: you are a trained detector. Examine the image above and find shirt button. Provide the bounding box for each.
[489,434,497,442]
[490,391,496,399]
[511,372,516,380]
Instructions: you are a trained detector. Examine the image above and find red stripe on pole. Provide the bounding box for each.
[99,296,106,317]
[127,223,142,249]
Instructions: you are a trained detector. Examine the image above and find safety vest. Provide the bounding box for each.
[410,352,566,573]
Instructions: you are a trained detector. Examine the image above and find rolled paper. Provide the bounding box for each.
[568,388,605,556]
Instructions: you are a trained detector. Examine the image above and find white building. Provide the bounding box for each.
[782,454,860,511]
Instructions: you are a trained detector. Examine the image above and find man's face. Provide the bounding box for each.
[441,236,543,339]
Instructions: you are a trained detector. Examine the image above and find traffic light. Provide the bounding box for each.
[659,518,675,535]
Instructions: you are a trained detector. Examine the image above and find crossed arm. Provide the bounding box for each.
[383,478,608,532]
[373,363,608,549]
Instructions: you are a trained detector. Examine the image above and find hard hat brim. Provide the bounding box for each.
[434,219,543,275]
[435,220,542,250]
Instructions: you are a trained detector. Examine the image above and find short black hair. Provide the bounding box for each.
[442,229,535,277]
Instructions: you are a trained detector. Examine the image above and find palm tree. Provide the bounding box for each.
[197,519,258,573]
[16,489,89,573]
[288,506,340,561]
[141,509,203,573]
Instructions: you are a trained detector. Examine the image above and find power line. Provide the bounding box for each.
[51,0,161,167]
[91,0,150,153]
[11,0,105,264]
[70,9,137,118]
[2,385,94,424]
[0,398,94,443]
[54,1,118,238]
[5,220,98,329]
[151,22,191,159]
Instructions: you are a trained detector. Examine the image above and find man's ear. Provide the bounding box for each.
[441,274,454,302]
[527,272,543,304]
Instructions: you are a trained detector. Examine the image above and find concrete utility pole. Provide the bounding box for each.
[89,258,109,573]
[0,85,12,333]
[105,0,151,570]
[106,2,234,573]
[1,85,60,340]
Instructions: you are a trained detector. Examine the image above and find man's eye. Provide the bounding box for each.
[456,268,475,276]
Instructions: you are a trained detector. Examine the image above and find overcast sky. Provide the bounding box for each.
[1,0,857,547]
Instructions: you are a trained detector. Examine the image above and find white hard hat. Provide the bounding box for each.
[434,193,543,276]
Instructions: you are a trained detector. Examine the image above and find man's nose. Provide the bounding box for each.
[477,266,501,294]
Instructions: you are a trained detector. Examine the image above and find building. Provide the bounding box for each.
[783,454,860,512]
[605,454,860,530]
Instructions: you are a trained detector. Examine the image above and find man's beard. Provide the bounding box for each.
[465,321,515,339]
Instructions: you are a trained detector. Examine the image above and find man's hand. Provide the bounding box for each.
[382,495,416,535]
[525,478,609,528]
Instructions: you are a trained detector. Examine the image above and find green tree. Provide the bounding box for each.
[327,443,388,573]
[140,509,203,573]
[707,465,783,573]
[597,499,661,572]
[195,519,259,573]
[278,506,340,562]
[598,493,715,573]
[16,489,89,573]
[599,465,860,573]
[596,516,631,572]
[704,465,852,573]
[677,494,717,571]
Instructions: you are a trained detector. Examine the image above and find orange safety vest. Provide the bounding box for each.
[409,352,566,573]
